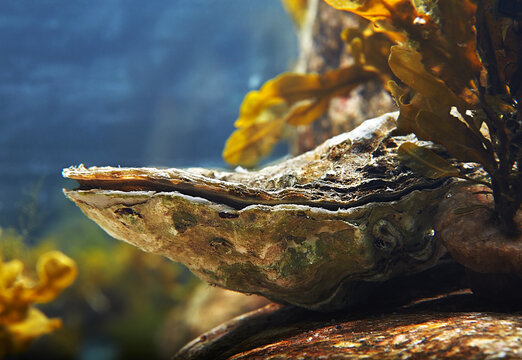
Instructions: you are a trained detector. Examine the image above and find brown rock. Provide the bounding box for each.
[231,311,522,360]
[173,262,522,359]
[174,294,522,360]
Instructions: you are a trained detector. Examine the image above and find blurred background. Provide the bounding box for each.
[0,0,297,358]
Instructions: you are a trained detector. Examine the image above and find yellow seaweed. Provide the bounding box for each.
[0,251,77,356]
[224,0,483,168]
[223,115,286,168]
[325,0,431,43]
[281,0,309,27]
[325,0,417,24]
[342,22,395,80]
[223,66,379,167]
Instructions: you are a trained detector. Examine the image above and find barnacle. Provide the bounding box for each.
[0,251,77,356]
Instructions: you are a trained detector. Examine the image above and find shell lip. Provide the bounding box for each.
[63,165,448,212]
[61,113,446,211]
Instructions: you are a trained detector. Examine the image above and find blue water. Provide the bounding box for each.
[0,0,297,232]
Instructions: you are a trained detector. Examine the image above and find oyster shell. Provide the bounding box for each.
[63,113,451,310]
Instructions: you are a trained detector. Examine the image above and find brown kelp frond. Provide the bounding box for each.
[342,21,395,82]
[325,0,482,98]
[324,0,520,235]
[387,46,492,168]
[223,66,379,167]
[223,0,520,233]
[398,142,459,180]
[0,251,77,356]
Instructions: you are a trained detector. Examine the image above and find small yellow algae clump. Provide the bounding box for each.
[0,251,77,356]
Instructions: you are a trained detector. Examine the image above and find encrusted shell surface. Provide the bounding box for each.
[63,113,451,310]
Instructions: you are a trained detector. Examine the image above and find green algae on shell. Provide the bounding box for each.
[63,113,452,310]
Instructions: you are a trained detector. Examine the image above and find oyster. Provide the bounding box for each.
[63,113,452,310]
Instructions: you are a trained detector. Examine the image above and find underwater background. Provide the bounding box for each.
[0,0,297,358]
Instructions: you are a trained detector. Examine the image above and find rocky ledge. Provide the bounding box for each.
[175,288,522,360]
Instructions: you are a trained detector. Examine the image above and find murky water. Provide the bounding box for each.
[0,1,297,358]
[0,0,297,231]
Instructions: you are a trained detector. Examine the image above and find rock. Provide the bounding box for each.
[174,291,522,360]
[434,184,522,277]
[230,311,522,360]
[433,184,522,304]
